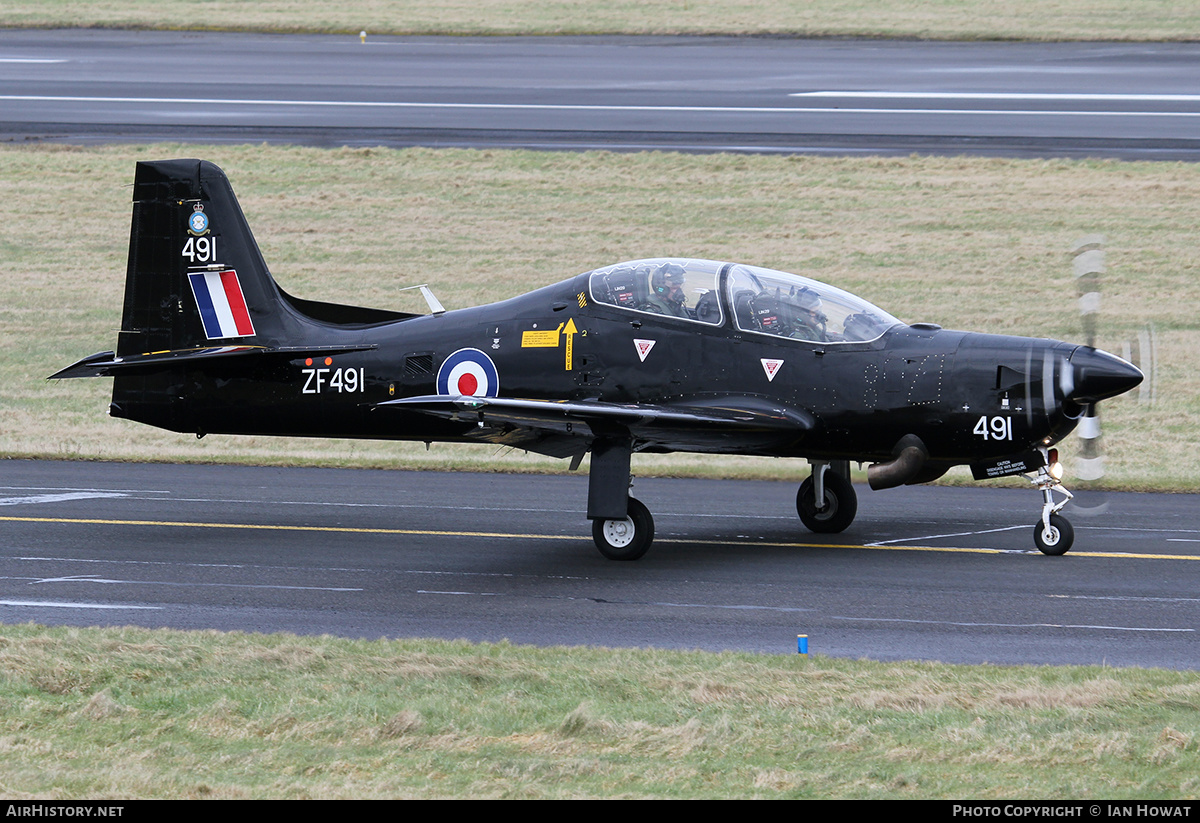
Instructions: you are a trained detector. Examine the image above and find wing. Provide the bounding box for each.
[377,393,814,456]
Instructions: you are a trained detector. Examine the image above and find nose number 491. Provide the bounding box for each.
[974,415,1013,441]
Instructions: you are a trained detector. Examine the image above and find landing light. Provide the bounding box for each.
[1047,448,1064,481]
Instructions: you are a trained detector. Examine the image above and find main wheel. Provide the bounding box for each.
[592,496,655,561]
[796,471,858,534]
[1033,513,1074,556]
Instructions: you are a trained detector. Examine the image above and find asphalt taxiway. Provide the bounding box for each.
[3,30,1199,158]
[2,459,1196,669]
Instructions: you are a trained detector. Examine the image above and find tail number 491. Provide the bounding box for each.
[182,236,217,263]
[974,415,1013,441]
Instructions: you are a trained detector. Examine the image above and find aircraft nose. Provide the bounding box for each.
[1066,346,1143,404]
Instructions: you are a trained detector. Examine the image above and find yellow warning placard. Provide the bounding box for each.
[521,329,561,347]
[520,320,581,370]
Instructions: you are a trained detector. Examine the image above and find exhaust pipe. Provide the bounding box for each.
[868,434,929,491]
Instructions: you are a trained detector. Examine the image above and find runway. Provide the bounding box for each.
[2,460,1196,669]
[2,29,1199,158]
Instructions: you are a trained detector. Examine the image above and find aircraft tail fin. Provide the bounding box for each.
[98,160,411,432]
[118,159,289,356]
[119,159,412,358]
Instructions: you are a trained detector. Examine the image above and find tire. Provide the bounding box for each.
[1034,513,1074,556]
[796,471,858,534]
[592,496,655,561]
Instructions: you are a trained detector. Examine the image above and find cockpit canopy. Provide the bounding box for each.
[587,258,902,344]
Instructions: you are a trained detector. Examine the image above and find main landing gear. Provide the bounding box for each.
[587,436,656,561]
[796,460,858,534]
[586,454,863,561]
[592,497,655,561]
[1030,448,1074,556]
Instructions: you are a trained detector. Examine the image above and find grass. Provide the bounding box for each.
[2,0,1199,40]
[1,143,1194,489]
[0,623,1197,798]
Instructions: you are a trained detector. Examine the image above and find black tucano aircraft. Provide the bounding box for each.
[53,160,1144,560]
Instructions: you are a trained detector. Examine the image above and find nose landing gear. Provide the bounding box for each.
[1030,448,1074,556]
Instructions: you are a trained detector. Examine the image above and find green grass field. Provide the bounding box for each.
[2,624,1198,799]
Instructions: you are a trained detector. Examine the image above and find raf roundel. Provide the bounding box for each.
[436,348,500,398]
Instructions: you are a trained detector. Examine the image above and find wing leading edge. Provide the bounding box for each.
[378,394,815,455]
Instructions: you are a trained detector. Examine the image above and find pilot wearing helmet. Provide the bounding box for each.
[643,263,689,318]
[841,312,879,342]
[787,286,828,341]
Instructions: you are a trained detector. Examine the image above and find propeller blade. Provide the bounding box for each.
[1075,405,1105,482]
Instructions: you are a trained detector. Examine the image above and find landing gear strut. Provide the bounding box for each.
[587,436,657,560]
[797,460,858,534]
[1030,448,1074,555]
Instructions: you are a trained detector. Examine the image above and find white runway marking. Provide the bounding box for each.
[4,95,1199,118]
[792,91,1200,103]
[21,573,362,593]
[867,525,1025,546]
[0,485,169,494]
[0,599,160,610]
[1049,593,1200,604]
[416,590,1191,632]
[0,492,127,506]
[419,590,500,597]
[4,488,797,521]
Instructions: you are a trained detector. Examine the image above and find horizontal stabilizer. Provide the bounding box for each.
[49,344,377,380]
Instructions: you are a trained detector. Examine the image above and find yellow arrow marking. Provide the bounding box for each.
[563,317,578,370]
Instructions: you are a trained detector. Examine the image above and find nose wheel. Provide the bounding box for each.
[1034,513,1074,556]
[1030,450,1074,555]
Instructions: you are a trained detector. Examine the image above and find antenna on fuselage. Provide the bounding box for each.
[398,284,446,315]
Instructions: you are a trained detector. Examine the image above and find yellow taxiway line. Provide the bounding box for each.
[1,515,1195,561]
